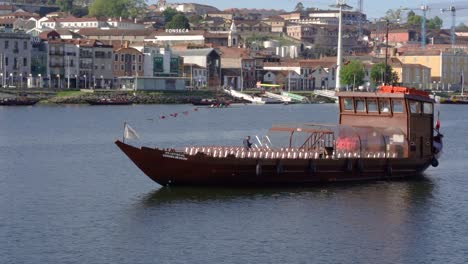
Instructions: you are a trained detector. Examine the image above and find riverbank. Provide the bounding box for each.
[0,89,335,104]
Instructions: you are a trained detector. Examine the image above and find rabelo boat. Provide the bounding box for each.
[116,86,443,186]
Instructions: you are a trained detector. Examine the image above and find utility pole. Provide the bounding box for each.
[384,19,389,85]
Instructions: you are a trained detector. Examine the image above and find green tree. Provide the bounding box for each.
[71,6,88,17]
[427,16,443,30]
[162,7,178,23]
[88,0,146,18]
[384,8,403,21]
[340,60,365,88]
[456,22,468,31]
[188,14,203,25]
[370,63,398,86]
[57,0,73,12]
[165,14,190,29]
[294,2,304,12]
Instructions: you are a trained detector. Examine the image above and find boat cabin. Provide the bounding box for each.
[337,86,435,159]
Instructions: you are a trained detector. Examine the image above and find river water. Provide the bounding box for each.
[1,103,467,264]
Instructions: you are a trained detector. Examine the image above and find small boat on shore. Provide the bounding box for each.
[116,86,443,187]
[439,94,468,104]
[191,98,231,107]
[0,97,40,106]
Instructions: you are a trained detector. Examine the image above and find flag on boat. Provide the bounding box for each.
[124,123,139,140]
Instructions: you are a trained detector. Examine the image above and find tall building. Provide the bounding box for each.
[0,31,31,88]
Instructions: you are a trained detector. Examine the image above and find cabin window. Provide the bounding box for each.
[355,99,366,112]
[409,101,421,114]
[379,99,390,113]
[343,98,354,111]
[423,102,433,114]
[367,99,378,112]
[392,99,404,113]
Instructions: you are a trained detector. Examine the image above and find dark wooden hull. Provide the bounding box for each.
[0,98,39,106]
[115,140,432,187]
[439,100,468,104]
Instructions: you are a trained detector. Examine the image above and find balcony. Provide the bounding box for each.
[50,63,65,68]
[49,51,64,56]
[80,52,93,58]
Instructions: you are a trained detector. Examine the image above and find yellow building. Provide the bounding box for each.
[389,58,431,89]
[396,49,468,90]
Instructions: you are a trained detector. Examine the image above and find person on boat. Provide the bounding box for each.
[243,136,252,150]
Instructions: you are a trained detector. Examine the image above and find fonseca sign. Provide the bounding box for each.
[165,28,190,33]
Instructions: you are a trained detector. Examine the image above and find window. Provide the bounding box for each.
[132,54,136,61]
[114,54,118,61]
[423,102,433,114]
[409,100,421,114]
[138,65,142,71]
[132,65,135,71]
[138,54,142,63]
[23,41,27,50]
[121,54,124,62]
[392,99,404,113]
[120,65,124,70]
[367,99,378,112]
[101,64,105,70]
[23,58,27,67]
[343,98,354,111]
[379,99,390,113]
[5,57,8,66]
[355,98,366,112]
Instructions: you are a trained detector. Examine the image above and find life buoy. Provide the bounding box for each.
[256,162,262,176]
[431,157,439,167]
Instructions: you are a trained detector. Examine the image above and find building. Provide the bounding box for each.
[396,49,468,90]
[78,28,154,44]
[131,44,183,77]
[389,58,431,89]
[39,17,145,31]
[78,39,114,89]
[0,31,31,88]
[263,59,337,90]
[174,48,221,88]
[218,47,256,89]
[47,39,79,89]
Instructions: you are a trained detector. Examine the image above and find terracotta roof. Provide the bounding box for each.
[218,47,250,58]
[150,29,206,37]
[0,5,14,11]
[57,17,106,23]
[78,28,155,36]
[0,18,15,24]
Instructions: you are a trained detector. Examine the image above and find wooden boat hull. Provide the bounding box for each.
[0,98,39,106]
[115,140,431,186]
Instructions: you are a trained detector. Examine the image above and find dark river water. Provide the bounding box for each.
[1,103,467,264]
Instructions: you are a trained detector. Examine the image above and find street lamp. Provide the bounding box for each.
[57,74,60,89]
[83,74,87,89]
[19,73,23,89]
[38,74,42,88]
[100,75,103,89]
[75,74,78,89]
[331,0,352,91]
[9,72,13,87]
[0,73,3,87]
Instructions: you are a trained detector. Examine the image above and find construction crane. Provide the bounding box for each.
[441,5,468,48]
[403,5,429,48]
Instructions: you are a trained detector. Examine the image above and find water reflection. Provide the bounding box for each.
[139,176,434,207]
